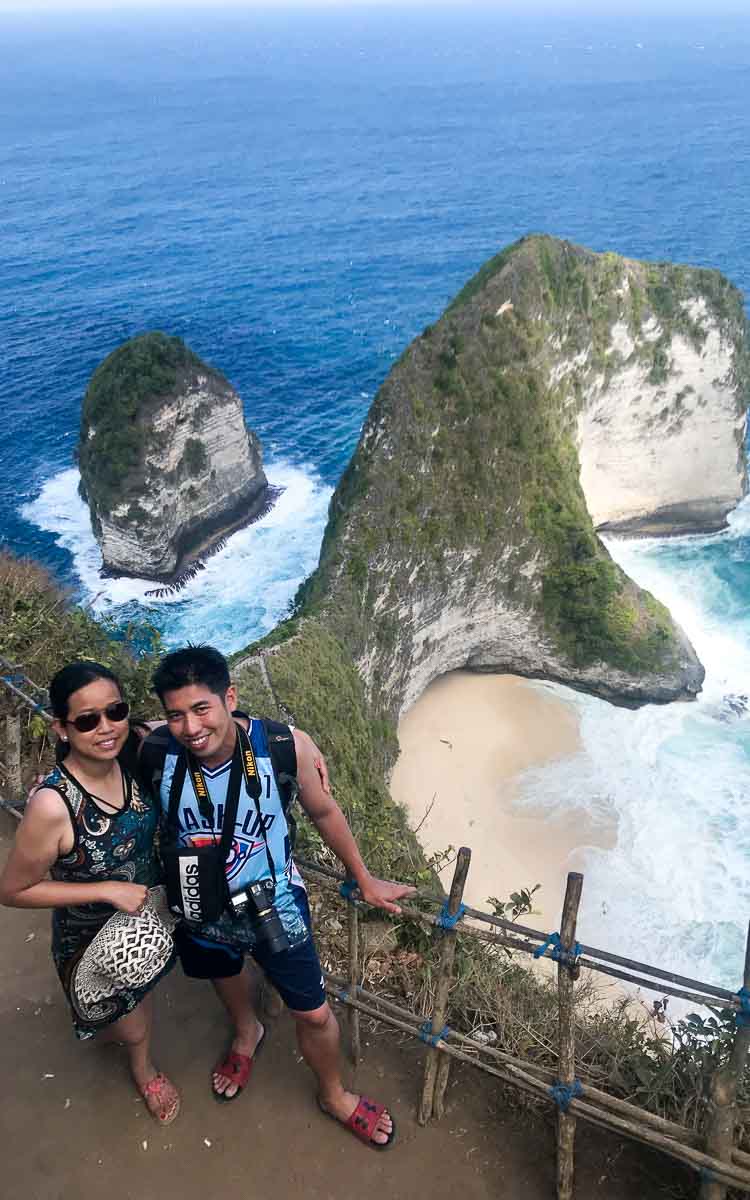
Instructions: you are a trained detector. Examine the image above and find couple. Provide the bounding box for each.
[0,644,414,1146]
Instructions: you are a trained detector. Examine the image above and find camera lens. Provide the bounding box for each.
[247,880,290,955]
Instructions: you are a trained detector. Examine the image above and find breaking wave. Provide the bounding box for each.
[518,499,750,995]
[20,460,333,654]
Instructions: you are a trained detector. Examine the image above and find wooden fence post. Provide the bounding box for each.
[5,711,22,800]
[700,921,750,1200]
[556,872,584,1200]
[348,895,361,1065]
[418,847,471,1125]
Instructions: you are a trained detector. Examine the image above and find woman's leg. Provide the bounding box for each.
[107,993,156,1090]
[105,995,180,1122]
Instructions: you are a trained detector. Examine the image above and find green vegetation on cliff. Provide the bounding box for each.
[0,552,163,765]
[298,236,711,689]
[232,625,422,882]
[78,332,208,517]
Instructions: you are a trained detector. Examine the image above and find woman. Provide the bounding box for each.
[0,660,179,1124]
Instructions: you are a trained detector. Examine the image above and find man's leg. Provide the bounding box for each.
[291,1002,393,1145]
[211,968,264,1098]
[174,927,263,1099]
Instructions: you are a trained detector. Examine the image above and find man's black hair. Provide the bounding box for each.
[152,644,231,702]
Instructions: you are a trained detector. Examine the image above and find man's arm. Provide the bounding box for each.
[293,729,415,915]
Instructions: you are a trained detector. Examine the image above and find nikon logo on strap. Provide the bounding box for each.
[243,749,257,778]
[190,769,209,800]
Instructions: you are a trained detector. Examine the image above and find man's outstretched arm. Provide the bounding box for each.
[293,729,415,914]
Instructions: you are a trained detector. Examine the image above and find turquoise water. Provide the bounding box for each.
[2,4,750,990]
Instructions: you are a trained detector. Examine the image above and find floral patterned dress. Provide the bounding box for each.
[46,759,172,1039]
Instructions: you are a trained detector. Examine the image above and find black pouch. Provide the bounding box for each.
[163,842,228,924]
[161,737,244,924]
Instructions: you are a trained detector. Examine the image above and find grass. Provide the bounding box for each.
[0,551,164,784]
[310,871,748,1173]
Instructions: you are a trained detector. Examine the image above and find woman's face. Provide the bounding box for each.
[53,678,129,764]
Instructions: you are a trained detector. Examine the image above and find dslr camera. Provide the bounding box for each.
[229,878,290,955]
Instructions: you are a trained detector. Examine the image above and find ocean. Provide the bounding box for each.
[2,3,750,994]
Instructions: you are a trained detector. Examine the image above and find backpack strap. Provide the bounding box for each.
[139,715,300,834]
[259,718,298,811]
[230,710,298,811]
[260,717,298,851]
[137,725,172,799]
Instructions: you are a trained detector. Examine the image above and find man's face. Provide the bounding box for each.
[161,682,238,766]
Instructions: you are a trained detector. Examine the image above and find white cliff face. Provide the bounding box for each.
[355,546,702,716]
[96,372,267,580]
[575,303,747,535]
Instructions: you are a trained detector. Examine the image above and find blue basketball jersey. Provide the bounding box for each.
[159,718,310,950]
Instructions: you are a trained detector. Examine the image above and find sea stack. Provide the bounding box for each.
[292,236,750,714]
[78,333,270,581]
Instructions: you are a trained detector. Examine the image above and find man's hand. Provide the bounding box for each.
[356,875,417,916]
[26,774,45,804]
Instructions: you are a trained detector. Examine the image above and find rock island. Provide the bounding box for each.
[78,332,271,582]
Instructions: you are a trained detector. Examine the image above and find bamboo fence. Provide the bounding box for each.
[2,662,750,1197]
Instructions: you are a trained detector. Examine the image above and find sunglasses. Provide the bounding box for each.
[66,701,130,733]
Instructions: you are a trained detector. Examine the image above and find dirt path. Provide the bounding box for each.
[0,814,688,1200]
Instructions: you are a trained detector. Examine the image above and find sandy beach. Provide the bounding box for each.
[390,671,617,931]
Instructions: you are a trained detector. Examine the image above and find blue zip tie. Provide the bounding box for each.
[736,986,750,1027]
[340,879,359,903]
[435,900,466,930]
[549,1079,582,1112]
[533,932,582,969]
[418,1021,450,1047]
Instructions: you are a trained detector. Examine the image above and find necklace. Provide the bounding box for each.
[63,760,130,815]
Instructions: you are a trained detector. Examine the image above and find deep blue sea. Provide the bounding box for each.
[2,4,750,994]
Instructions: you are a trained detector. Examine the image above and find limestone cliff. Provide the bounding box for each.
[243,238,750,734]
[78,333,269,581]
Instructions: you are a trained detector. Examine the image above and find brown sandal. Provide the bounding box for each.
[141,1073,181,1125]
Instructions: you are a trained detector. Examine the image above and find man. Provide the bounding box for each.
[147,644,414,1149]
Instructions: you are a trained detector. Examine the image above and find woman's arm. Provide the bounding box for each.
[0,789,147,914]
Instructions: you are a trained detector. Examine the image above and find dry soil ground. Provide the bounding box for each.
[0,812,691,1200]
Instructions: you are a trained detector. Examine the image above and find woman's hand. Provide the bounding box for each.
[102,881,149,914]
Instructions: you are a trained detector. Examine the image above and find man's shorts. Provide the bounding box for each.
[174,889,326,1013]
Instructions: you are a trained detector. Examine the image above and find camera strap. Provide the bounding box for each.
[235,723,277,888]
[166,721,276,886]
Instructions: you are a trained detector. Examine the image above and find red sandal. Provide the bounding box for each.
[140,1073,181,1125]
[212,1025,266,1102]
[318,1095,396,1150]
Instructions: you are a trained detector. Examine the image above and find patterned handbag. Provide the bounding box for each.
[70,886,178,1024]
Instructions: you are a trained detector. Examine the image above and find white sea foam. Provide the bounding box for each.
[517,518,750,997]
[20,461,333,653]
